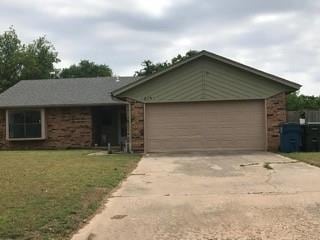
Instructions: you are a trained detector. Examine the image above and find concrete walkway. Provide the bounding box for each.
[72,151,320,240]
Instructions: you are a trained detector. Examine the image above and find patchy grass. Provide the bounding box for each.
[283,152,320,168]
[0,150,140,239]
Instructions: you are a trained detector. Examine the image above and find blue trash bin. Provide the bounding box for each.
[280,123,302,153]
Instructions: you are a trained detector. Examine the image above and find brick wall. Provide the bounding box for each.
[0,110,5,149]
[0,107,92,149]
[266,92,287,151]
[130,102,144,152]
[0,95,286,151]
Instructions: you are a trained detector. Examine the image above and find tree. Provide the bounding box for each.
[287,92,320,111]
[0,27,60,92]
[20,37,59,80]
[0,27,22,92]
[60,60,112,78]
[135,50,199,77]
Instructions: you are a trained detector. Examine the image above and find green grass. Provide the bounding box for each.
[0,150,140,239]
[283,152,320,167]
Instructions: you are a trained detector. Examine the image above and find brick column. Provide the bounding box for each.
[266,93,287,151]
[130,102,144,152]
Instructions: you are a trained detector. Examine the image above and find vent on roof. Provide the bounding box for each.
[116,75,120,82]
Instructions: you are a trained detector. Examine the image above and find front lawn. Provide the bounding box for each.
[0,150,140,239]
[283,152,320,167]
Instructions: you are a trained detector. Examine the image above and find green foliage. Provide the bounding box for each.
[20,37,59,80]
[0,27,114,92]
[287,92,320,111]
[0,27,60,92]
[0,27,23,92]
[60,60,112,78]
[135,50,199,77]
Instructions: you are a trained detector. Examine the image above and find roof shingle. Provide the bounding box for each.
[0,77,138,108]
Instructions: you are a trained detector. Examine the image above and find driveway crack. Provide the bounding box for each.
[265,169,279,191]
[266,161,298,165]
[240,160,298,168]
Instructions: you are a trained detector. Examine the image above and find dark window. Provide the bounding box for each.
[8,110,43,139]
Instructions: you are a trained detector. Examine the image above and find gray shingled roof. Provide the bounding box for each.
[0,77,139,108]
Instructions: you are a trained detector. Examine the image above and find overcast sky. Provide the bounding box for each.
[0,0,319,95]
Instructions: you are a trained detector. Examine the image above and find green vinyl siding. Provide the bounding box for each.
[118,56,295,103]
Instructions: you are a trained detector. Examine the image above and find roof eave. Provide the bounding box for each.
[0,102,128,109]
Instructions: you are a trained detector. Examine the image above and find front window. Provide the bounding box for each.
[7,109,45,140]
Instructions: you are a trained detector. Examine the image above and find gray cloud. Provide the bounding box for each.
[0,0,319,95]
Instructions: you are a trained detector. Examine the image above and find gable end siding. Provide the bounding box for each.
[118,56,294,103]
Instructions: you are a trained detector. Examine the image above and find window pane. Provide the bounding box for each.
[9,124,25,138]
[8,110,43,139]
[25,124,42,138]
[25,111,41,124]
[9,112,24,124]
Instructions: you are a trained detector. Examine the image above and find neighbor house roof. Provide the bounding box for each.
[0,77,139,108]
[112,50,301,96]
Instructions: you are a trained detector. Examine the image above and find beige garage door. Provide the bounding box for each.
[145,101,266,152]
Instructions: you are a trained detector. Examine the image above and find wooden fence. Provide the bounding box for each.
[288,110,320,123]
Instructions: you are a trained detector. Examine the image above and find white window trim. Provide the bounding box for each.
[6,109,46,141]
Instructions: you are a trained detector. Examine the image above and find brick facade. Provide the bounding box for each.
[266,92,287,151]
[0,107,92,149]
[130,102,144,152]
[0,94,287,152]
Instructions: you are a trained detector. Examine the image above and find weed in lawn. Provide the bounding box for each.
[263,162,274,170]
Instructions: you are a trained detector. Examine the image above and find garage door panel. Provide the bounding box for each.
[145,101,266,152]
[204,123,264,129]
[147,121,201,127]
[148,139,204,152]
[148,129,202,137]
[205,140,263,150]
[205,134,264,140]
[147,114,199,121]
[205,127,264,135]
[203,114,263,122]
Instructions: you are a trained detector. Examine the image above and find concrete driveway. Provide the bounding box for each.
[72,152,320,240]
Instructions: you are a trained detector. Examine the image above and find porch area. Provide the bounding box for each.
[91,105,128,151]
